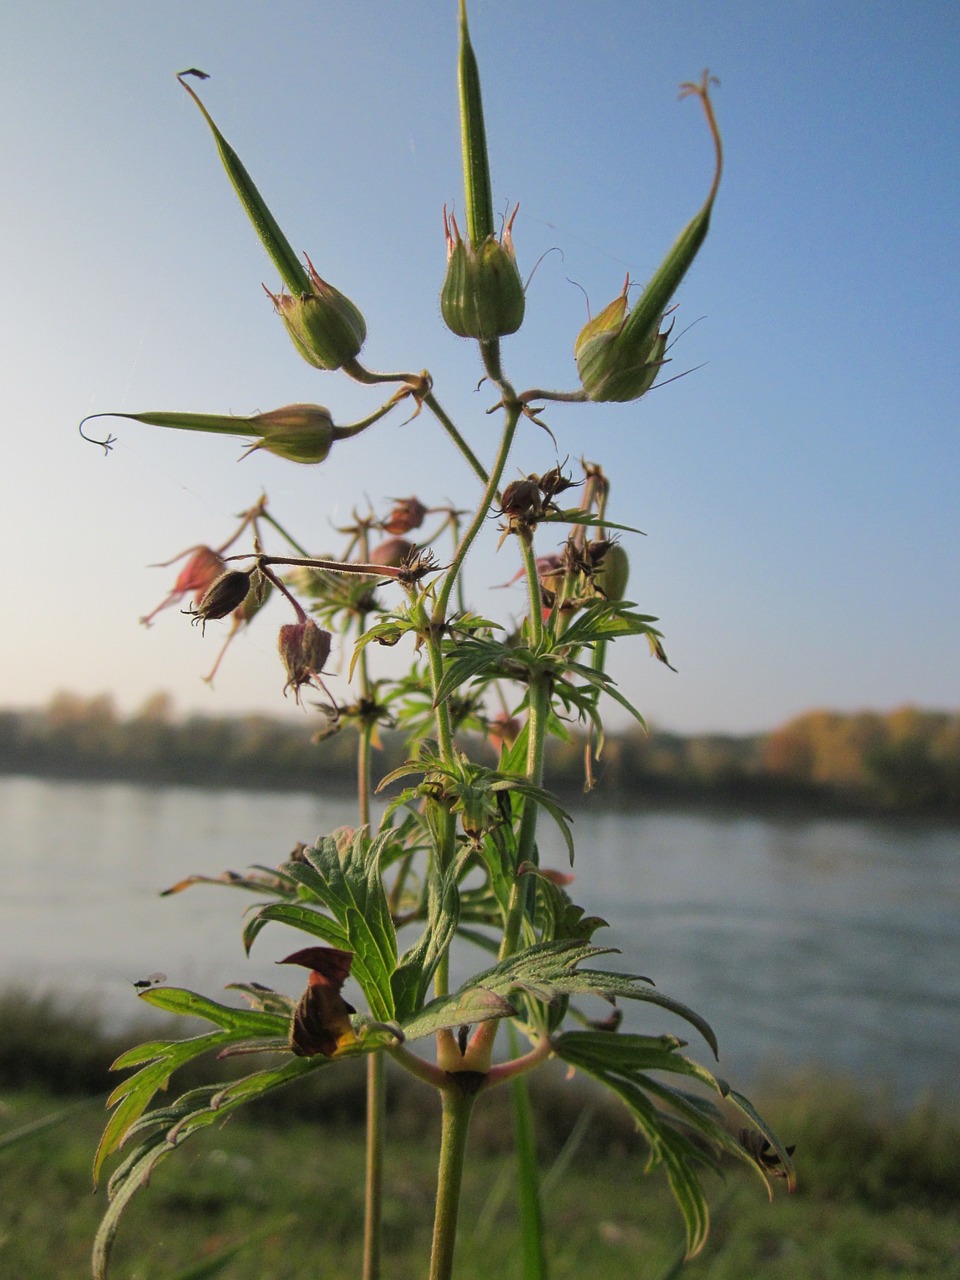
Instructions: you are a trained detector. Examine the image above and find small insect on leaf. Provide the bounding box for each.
[132,972,167,991]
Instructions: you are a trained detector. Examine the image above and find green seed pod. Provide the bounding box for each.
[575,285,671,403]
[266,256,366,372]
[575,72,722,404]
[593,542,630,601]
[441,206,525,340]
[243,403,336,465]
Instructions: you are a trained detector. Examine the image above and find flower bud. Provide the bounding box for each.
[242,403,335,464]
[266,255,366,371]
[278,619,333,704]
[192,569,256,627]
[441,207,525,340]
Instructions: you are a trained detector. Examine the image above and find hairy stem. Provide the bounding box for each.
[433,401,520,626]
[363,1051,386,1280]
[428,1085,478,1280]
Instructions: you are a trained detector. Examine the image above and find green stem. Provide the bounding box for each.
[428,1085,478,1280]
[424,391,492,492]
[354,553,384,1280]
[258,509,311,558]
[497,674,549,962]
[363,1051,386,1280]
[433,401,520,626]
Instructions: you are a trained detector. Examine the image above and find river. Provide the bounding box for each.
[3,776,957,1102]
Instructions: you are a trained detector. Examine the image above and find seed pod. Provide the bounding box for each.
[193,569,256,625]
[369,537,416,568]
[278,619,333,704]
[575,72,722,403]
[243,403,336,464]
[381,497,428,536]
[593,543,630,601]
[265,257,366,372]
[441,207,525,340]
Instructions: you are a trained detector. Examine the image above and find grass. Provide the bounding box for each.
[2,991,959,1278]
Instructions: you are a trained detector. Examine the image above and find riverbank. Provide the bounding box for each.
[4,696,960,821]
[2,991,959,1279]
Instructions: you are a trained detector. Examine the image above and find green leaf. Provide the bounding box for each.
[94,1031,228,1186]
[433,638,508,706]
[391,848,468,1020]
[137,986,289,1036]
[93,1057,323,1279]
[401,985,517,1041]
[557,601,662,650]
[567,972,718,1057]
[243,901,350,955]
[541,510,644,535]
[402,939,622,1040]
[661,1129,711,1258]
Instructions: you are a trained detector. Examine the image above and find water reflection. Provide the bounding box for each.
[3,777,957,1101]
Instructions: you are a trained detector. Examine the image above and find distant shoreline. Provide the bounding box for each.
[4,696,959,822]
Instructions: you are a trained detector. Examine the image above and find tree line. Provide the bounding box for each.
[2,692,959,817]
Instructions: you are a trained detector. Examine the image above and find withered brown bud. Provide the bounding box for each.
[537,466,577,503]
[487,713,522,748]
[499,478,542,519]
[381,497,428,536]
[369,537,416,568]
[278,619,333,704]
[190,569,255,629]
[586,538,615,568]
[141,545,227,627]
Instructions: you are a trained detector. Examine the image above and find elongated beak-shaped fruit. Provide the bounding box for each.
[177,70,366,369]
[575,72,723,403]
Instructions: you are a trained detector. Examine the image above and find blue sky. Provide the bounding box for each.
[2,0,957,734]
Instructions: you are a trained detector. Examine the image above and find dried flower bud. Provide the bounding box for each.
[278,947,357,1058]
[487,713,521,748]
[242,403,335,464]
[369,537,415,568]
[278,619,333,704]
[381,497,428,536]
[499,478,542,519]
[140,545,226,627]
[191,569,256,628]
[266,256,366,371]
[537,466,577,503]
[441,207,525,340]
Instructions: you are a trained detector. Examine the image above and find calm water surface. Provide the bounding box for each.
[3,777,957,1101]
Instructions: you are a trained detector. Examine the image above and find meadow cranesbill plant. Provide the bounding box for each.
[83,7,794,1278]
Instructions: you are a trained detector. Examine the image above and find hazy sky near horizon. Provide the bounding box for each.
[2,1,957,735]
